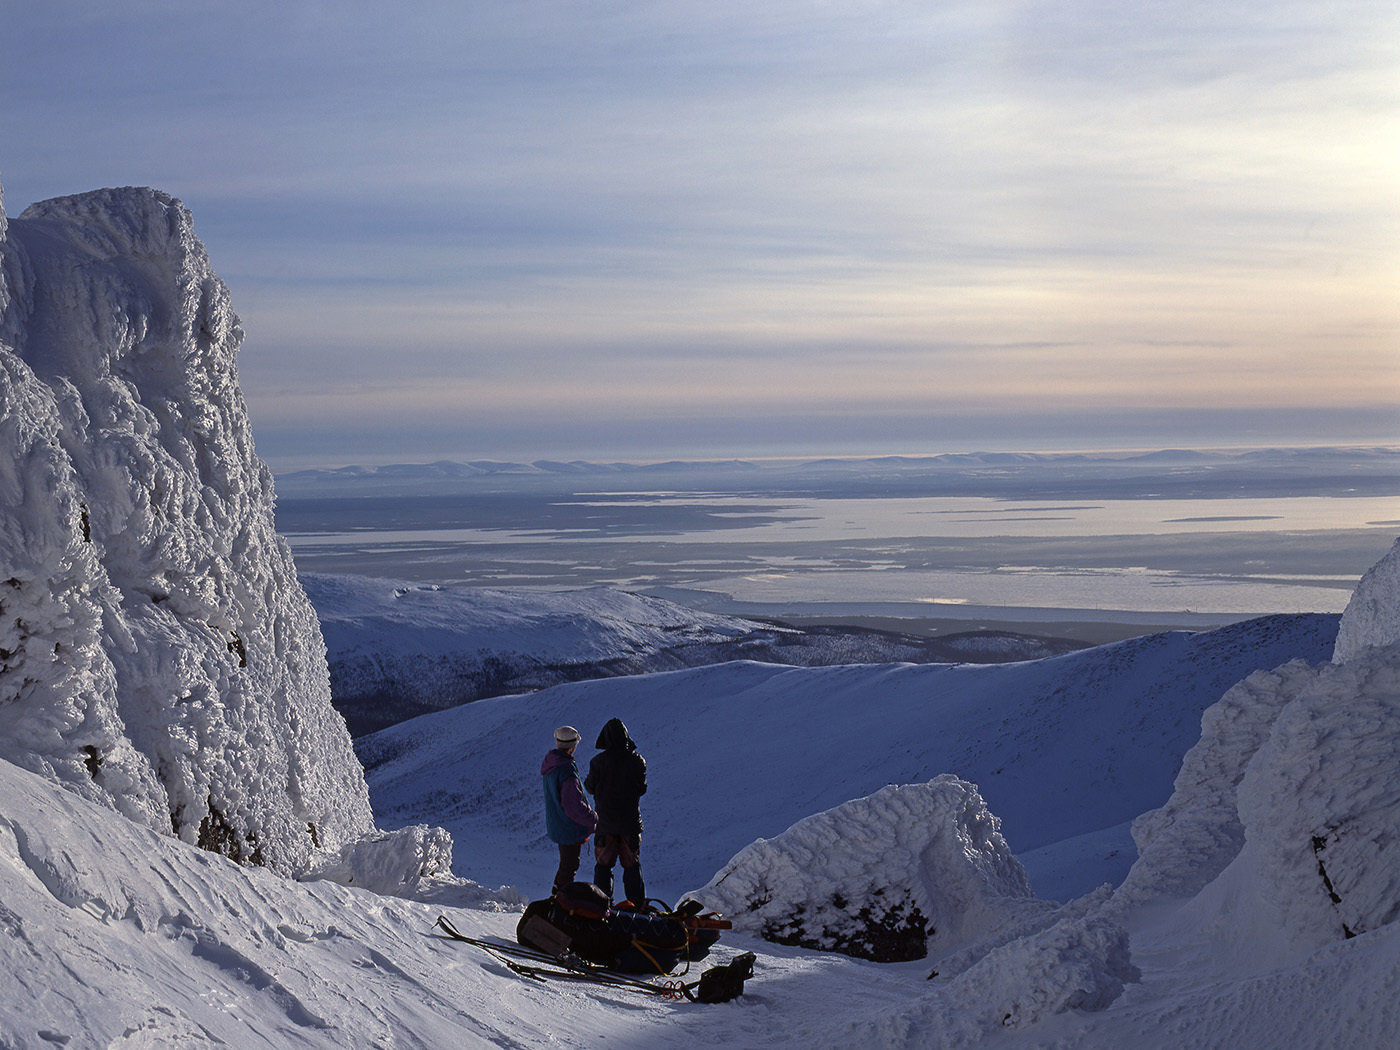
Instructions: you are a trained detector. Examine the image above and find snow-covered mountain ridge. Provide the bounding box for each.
[0,183,386,877]
[304,573,1087,735]
[359,609,1338,902]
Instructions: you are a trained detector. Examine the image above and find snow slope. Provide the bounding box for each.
[0,184,373,875]
[1,546,1397,1049]
[359,612,1337,901]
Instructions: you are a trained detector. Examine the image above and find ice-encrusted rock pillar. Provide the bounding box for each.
[0,183,373,875]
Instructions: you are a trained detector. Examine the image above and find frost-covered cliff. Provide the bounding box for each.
[0,183,373,875]
[1112,534,1400,954]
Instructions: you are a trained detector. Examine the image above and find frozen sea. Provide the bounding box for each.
[274,448,1400,627]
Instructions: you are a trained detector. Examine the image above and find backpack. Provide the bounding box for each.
[516,888,692,974]
[614,898,723,962]
[602,905,689,974]
[554,881,611,920]
[694,951,756,1003]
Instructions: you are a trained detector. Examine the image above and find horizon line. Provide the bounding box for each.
[269,441,1400,476]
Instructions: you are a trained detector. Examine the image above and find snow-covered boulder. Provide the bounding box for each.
[303,823,454,896]
[0,183,373,875]
[1333,535,1400,663]
[691,776,1046,961]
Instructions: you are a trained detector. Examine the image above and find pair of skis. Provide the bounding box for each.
[434,915,692,999]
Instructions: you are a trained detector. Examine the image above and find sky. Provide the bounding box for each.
[1,0,1397,470]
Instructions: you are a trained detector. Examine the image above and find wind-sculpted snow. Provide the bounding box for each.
[302,823,456,896]
[0,755,523,1049]
[1333,535,1400,663]
[692,776,1047,961]
[1105,538,1400,951]
[842,913,1138,1047]
[0,184,373,875]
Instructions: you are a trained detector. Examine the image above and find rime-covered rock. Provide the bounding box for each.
[0,183,373,875]
[691,775,1046,961]
[1231,644,1400,947]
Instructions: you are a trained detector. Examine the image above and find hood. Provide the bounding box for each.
[541,748,577,776]
[595,718,636,752]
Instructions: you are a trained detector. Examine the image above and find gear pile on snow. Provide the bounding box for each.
[437,885,749,1003]
[518,882,729,976]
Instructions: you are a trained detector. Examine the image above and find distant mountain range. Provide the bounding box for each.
[274,445,1400,505]
[279,445,1400,486]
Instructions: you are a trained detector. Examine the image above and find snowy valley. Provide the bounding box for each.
[1,184,1398,1050]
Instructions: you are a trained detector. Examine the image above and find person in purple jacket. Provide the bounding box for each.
[541,725,598,896]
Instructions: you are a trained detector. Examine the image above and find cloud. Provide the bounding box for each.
[3,1,1396,466]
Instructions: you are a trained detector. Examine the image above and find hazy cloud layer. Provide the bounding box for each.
[3,1,1396,466]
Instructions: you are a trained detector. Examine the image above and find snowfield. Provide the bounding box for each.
[358,611,1338,902]
[2,182,1398,1049]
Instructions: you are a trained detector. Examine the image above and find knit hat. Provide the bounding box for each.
[554,725,581,747]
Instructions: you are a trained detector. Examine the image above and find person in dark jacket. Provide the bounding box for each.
[541,725,598,896]
[584,717,648,904]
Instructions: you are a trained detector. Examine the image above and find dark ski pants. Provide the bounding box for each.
[593,833,644,904]
[553,840,585,896]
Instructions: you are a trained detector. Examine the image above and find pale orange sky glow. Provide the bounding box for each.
[4,0,1396,467]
